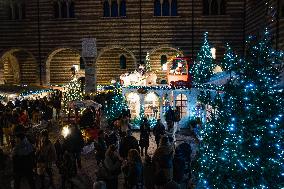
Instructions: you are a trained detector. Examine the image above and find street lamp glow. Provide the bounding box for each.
[211,47,216,59]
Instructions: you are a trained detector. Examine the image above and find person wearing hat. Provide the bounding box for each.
[36,129,56,189]
[152,136,174,188]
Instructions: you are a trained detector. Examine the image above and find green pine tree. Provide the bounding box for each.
[190,32,215,83]
[145,52,151,72]
[62,77,84,113]
[196,30,284,188]
[106,93,128,122]
[221,43,239,72]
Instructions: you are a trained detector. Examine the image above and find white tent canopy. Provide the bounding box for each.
[68,100,102,110]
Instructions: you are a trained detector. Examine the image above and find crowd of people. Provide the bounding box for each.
[0,90,62,148]
[0,91,199,189]
[93,117,196,189]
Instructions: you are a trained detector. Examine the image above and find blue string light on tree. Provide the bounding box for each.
[194,29,284,188]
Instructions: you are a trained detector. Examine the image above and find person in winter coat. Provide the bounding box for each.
[12,129,36,189]
[119,130,140,159]
[63,125,84,171]
[152,136,174,187]
[59,151,77,189]
[36,129,57,189]
[0,149,13,189]
[153,119,165,147]
[165,107,175,132]
[143,155,155,189]
[93,181,107,189]
[103,144,122,189]
[122,149,143,189]
[95,130,107,165]
[139,118,151,156]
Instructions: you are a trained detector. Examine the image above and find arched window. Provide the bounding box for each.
[111,0,118,17]
[119,0,126,16]
[61,2,67,18]
[281,3,284,17]
[8,4,13,19]
[69,1,75,18]
[219,0,225,15]
[120,55,127,69]
[54,2,60,18]
[14,3,19,20]
[154,0,161,16]
[103,0,110,17]
[80,57,85,69]
[171,0,177,16]
[161,55,167,65]
[175,94,187,118]
[211,0,218,15]
[162,0,170,16]
[203,0,209,15]
[21,3,26,19]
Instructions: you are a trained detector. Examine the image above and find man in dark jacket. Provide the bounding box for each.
[0,149,13,189]
[153,119,165,147]
[139,118,150,156]
[12,128,36,189]
[95,130,107,165]
[63,125,84,171]
[119,131,140,159]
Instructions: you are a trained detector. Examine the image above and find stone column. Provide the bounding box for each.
[85,57,96,94]
[82,38,97,93]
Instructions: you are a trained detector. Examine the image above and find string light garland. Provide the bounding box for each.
[62,77,84,113]
[190,32,215,84]
[195,29,284,188]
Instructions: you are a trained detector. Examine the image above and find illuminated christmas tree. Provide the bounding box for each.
[106,93,128,123]
[145,52,151,72]
[190,32,215,83]
[221,43,239,72]
[62,77,84,113]
[196,30,284,188]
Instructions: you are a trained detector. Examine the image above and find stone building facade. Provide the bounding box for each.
[0,0,283,89]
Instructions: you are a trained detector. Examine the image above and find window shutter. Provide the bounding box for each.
[171,0,178,16]
[119,0,126,16]
[161,55,167,65]
[103,0,110,17]
[120,55,127,69]
[154,0,161,16]
[80,57,85,70]
[162,0,170,16]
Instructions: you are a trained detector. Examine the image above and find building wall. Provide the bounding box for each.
[245,0,284,50]
[1,0,280,86]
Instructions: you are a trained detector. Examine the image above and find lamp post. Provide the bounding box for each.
[37,0,42,85]
[139,0,142,65]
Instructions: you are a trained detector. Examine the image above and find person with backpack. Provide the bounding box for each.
[153,136,174,188]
